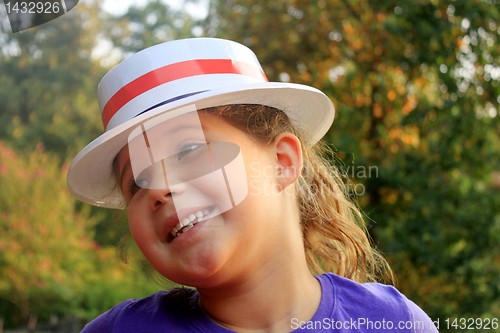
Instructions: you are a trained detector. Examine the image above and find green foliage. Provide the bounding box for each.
[0,1,104,158]
[104,0,200,56]
[0,142,161,327]
[0,142,92,324]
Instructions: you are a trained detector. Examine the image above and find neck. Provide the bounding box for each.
[197,233,321,333]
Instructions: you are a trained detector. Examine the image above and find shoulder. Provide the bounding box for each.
[329,273,410,310]
[318,273,438,332]
[80,288,199,333]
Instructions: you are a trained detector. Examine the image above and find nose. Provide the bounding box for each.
[144,162,177,210]
[147,180,188,211]
[141,155,194,210]
[148,188,172,210]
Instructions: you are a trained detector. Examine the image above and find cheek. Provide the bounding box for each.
[127,207,173,275]
[176,165,248,215]
[126,201,158,250]
[127,210,149,248]
[247,160,279,197]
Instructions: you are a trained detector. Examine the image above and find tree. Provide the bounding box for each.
[0,0,105,158]
[104,0,200,56]
[0,141,162,327]
[0,142,93,325]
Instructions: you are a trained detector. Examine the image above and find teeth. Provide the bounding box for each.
[182,217,191,227]
[171,208,211,238]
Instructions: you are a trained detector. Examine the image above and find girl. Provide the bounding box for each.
[68,38,437,332]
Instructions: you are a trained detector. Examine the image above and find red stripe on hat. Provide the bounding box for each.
[101,59,268,128]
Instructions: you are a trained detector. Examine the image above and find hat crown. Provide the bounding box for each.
[97,38,268,131]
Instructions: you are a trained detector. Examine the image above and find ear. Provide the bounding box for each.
[273,132,303,192]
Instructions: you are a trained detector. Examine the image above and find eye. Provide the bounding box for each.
[176,143,204,161]
[125,176,149,197]
[136,177,150,189]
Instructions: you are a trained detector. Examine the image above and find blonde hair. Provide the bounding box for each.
[208,104,394,284]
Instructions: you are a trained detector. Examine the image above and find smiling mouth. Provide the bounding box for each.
[168,207,214,241]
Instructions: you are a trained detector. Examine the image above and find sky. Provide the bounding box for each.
[102,0,208,18]
[91,0,208,66]
[103,0,168,15]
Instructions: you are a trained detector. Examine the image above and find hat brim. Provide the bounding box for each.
[67,82,335,208]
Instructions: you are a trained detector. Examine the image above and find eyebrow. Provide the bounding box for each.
[151,123,204,140]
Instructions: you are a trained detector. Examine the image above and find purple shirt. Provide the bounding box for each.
[81,273,438,332]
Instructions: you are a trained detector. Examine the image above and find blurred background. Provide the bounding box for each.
[0,0,498,331]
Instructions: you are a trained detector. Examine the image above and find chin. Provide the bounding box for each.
[167,269,226,289]
[158,249,230,287]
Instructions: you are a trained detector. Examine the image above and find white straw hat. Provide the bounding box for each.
[67,38,335,208]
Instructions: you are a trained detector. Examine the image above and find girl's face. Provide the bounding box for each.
[116,111,297,287]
